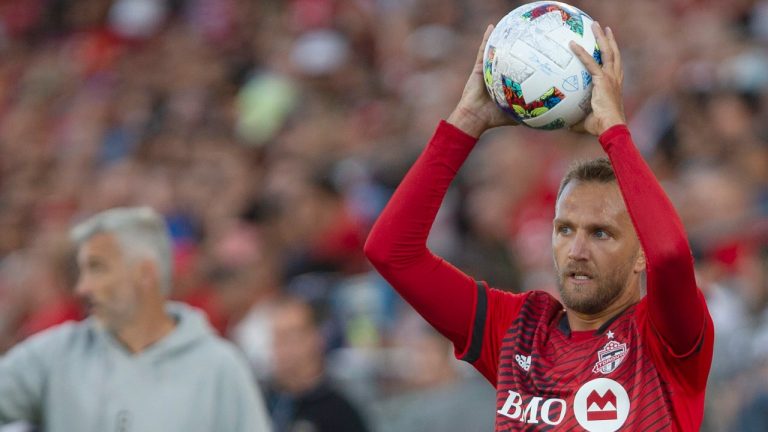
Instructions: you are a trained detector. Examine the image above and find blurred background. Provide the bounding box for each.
[0,0,765,430]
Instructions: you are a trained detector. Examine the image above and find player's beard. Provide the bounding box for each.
[556,259,635,315]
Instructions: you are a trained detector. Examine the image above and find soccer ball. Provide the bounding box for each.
[483,1,601,130]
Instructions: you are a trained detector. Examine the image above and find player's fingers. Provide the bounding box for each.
[569,41,602,76]
[475,25,494,66]
[592,22,613,67]
[605,26,622,76]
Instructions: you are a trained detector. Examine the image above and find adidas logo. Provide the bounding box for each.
[515,354,531,372]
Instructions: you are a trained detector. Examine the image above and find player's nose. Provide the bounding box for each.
[75,276,93,298]
[567,232,590,261]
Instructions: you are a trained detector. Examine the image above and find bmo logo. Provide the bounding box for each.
[574,378,630,431]
[497,378,629,430]
[496,391,567,425]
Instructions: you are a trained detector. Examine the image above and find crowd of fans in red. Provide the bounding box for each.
[0,0,766,430]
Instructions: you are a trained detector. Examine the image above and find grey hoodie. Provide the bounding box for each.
[0,302,272,432]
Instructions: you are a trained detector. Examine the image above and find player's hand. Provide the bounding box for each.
[569,22,626,136]
[448,25,518,138]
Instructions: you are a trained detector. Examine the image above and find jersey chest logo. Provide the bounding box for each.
[592,337,628,375]
[497,378,630,430]
[574,378,631,431]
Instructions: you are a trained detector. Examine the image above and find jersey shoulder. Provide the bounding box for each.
[515,290,564,324]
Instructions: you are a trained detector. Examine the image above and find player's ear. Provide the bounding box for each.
[135,258,157,292]
[633,249,646,273]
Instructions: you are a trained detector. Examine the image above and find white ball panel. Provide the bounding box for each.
[482,1,599,130]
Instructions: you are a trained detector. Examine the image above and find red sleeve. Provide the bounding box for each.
[363,121,489,354]
[471,285,530,384]
[599,125,707,357]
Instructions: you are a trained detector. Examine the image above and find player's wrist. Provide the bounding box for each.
[447,105,488,138]
[596,115,626,136]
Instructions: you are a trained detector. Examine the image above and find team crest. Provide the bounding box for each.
[592,340,628,375]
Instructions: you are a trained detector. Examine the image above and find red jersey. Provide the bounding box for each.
[365,121,714,431]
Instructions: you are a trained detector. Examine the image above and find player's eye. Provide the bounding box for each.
[84,260,107,272]
[557,225,572,235]
[593,229,610,239]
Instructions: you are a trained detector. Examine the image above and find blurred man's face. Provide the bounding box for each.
[272,302,322,382]
[75,233,140,331]
[552,181,642,315]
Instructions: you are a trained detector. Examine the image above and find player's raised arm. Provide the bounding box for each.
[447,26,520,137]
[570,23,707,356]
[364,26,516,352]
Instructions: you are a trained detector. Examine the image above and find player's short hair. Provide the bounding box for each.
[70,207,173,296]
[557,157,616,201]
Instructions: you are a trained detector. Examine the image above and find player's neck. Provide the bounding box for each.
[114,302,177,354]
[276,363,324,395]
[566,283,641,332]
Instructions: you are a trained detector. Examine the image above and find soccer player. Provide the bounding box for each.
[0,207,272,432]
[364,22,714,431]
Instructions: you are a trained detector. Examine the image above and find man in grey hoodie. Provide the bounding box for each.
[0,207,272,432]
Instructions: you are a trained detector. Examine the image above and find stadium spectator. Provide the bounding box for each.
[374,313,496,432]
[0,207,271,432]
[265,295,370,432]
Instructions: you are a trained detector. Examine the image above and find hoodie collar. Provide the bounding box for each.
[88,302,213,358]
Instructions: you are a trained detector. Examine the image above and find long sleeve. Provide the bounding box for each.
[599,125,706,356]
[364,121,480,352]
[0,335,48,424]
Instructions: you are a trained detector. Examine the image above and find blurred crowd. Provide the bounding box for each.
[0,0,765,430]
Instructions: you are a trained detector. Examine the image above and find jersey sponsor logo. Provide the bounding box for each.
[586,390,617,420]
[574,378,630,431]
[497,390,567,425]
[515,354,531,372]
[497,378,630,430]
[592,339,628,375]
